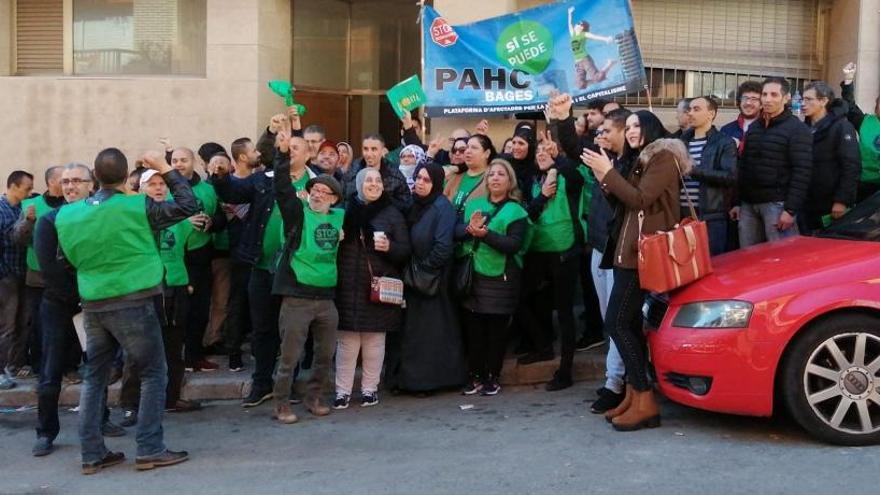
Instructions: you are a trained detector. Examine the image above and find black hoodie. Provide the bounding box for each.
[804,98,862,214]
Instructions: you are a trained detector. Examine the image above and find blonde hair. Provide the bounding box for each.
[485,158,522,202]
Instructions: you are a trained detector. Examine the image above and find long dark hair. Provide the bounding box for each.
[468,134,497,165]
[622,110,669,162]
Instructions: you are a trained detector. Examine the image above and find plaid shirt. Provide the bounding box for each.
[0,195,25,279]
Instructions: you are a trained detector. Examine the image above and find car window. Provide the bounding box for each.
[817,193,880,242]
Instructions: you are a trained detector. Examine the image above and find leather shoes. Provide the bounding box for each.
[612,390,661,432]
[135,449,189,471]
[166,399,202,413]
[82,451,125,475]
[272,404,299,424]
[305,398,330,417]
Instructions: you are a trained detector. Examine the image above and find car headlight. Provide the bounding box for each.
[671,301,753,329]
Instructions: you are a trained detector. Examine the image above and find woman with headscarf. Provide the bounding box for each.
[398,144,427,192]
[333,168,411,409]
[504,122,538,203]
[336,142,355,175]
[393,162,466,393]
[582,110,684,432]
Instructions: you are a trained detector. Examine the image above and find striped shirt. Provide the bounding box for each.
[681,137,707,209]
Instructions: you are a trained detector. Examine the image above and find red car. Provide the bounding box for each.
[645,196,880,445]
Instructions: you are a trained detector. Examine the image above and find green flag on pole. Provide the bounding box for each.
[386,75,427,119]
[267,80,307,116]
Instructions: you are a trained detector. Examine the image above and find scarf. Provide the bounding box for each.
[407,162,446,226]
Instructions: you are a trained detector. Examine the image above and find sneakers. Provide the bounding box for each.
[120,409,137,427]
[185,358,219,372]
[272,404,299,424]
[590,388,625,414]
[517,348,555,365]
[241,388,273,408]
[0,372,15,390]
[361,391,379,407]
[101,420,126,437]
[545,371,573,392]
[82,451,126,475]
[480,377,501,396]
[333,394,351,410]
[166,399,202,413]
[228,354,244,372]
[135,449,189,471]
[32,437,54,457]
[462,378,483,396]
[575,335,605,352]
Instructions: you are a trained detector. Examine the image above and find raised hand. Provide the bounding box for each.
[427,137,444,158]
[275,130,291,153]
[158,137,172,152]
[269,113,287,134]
[843,62,857,83]
[287,106,302,131]
[401,110,414,131]
[474,119,490,135]
[141,150,172,174]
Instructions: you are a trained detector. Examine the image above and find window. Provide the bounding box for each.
[73,0,206,75]
[15,0,64,74]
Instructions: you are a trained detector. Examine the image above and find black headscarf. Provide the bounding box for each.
[342,192,391,241]
[407,162,446,226]
[502,121,537,200]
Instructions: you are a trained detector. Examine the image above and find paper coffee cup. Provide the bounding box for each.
[373,231,386,242]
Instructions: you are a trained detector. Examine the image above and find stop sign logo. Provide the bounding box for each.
[430,17,458,47]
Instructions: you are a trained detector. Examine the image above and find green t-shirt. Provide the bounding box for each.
[571,32,588,61]
[256,172,312,271]
[452,172,485,211]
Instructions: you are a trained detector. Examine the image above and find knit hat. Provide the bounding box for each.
[306,174,343,204]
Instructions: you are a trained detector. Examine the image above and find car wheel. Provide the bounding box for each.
[781,314,880,446]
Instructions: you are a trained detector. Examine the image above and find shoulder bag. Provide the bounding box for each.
[361,232,405,306]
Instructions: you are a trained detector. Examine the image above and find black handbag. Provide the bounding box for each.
[453,202,504,299]
[403,260,441,296]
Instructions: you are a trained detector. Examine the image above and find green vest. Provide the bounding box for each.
[257,173,312,270]
[290,204,344,288]
[460,198,530,277]
[571,32,588,61]
[529,174,576,253]
[56,194,164,302]
[186,180,219,251]
[159,219,193,287]
[859,115,880,185]
[21,195,52,271]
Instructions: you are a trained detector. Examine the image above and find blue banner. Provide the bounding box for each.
[423,0,646,118]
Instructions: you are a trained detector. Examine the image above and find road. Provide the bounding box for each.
[1,381,876,494]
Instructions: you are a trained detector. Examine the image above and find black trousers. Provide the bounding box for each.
[224,260,252,356]
[184,244,213,364]
[462,311,510,379]
[605,268,650,391]
[248,268,281,392]
[579,248,604,340]
[521,251,580,377]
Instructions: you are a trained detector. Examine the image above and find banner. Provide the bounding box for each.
[422,0,646,118]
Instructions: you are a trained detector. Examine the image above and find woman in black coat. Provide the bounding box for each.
[333,168,411,409]
[396,163,467,393]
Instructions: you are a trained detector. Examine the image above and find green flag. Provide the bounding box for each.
[386,75,427,119]
[267,80,307,116]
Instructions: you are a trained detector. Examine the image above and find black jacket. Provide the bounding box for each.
[409,195,456,271]
[211,169,275,267]
[804,99,861,213]
[341,158,413,212]
[34,207,78,307]
[738,109,813,212]
[335,195,411,332]
[680,126,738,220]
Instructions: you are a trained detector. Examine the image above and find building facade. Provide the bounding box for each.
[0,0,877,181]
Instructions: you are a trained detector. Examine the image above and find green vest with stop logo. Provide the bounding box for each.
[529,174,579,253]
[159,218,193,287]
[55,194,164,302]
[460,198,530,277]
[21,195,52,271]
[289,204,345,288]
[859,115,880,185]
[186,180,218,251]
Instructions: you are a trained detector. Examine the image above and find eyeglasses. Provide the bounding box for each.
[595,129,609,135]
[741,96,761,103]
[61,178,92,186]
[452,148,467,154]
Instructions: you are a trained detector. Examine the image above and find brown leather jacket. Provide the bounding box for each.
[601,139,691,269]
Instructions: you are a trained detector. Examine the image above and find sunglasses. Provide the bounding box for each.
[452,148,467,154]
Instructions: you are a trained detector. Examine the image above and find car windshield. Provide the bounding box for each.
[816,193,880,242]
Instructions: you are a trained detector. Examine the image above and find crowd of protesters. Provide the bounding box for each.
[0,62,875,473]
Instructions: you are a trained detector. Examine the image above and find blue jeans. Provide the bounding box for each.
[79,301,167,462]
[706,218,729,256]
[36,297,102,441]
[738,201,799,248]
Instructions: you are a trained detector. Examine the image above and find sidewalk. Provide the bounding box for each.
[0,346,609,407]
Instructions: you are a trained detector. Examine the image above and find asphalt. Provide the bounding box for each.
[1,381,877,495]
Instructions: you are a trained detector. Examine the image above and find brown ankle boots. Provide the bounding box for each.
[611,389,661,431]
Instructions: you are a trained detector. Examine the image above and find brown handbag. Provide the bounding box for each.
[637,159,713,293]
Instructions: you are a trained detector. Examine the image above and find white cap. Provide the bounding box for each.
[139,169,160,189]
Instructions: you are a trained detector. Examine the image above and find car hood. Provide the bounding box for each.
[670,236,879,303]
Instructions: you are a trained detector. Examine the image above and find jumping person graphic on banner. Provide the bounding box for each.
[568,5,616,90]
